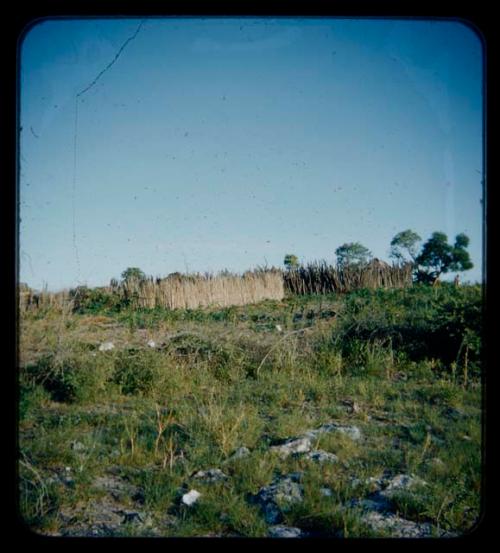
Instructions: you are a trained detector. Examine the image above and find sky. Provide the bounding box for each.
[19,17,484,291]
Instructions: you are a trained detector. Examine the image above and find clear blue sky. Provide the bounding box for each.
[19,17,484,291]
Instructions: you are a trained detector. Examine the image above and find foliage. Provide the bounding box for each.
[19,284,482,537]
[335,242,372,269]
[121,267,147,282]
[415,232,473,284]
[112,350,162,395]
[390,229,422,264]
[335,284,482,376]
[22,352,115,403]
[70,286,124,314]
[283,254,300,270]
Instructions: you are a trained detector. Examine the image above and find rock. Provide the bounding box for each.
[361,511,434,538]
[92,475,144,503]
[253,474,304,524]
[99,342,115,352]
[147,340,156,348]
[269,526,303,538]
[60,497,124,536]
[226,447,251,461]
[303,422,362,441]
[320,487,333,497]
[121,511,147,525]
[303,450,339,464]
[364,476,385,491]
[270,437,312,459]
[62,475,76,488]
[192,468,228,483]
[349,496,392,513]
[342,400,361,414]
[378,474,428,500]
[181,489,201,506]
[350,473,428,515]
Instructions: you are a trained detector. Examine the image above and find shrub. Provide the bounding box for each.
[22,352,114,403]
[113,350,163,395]
[334,284,482,376]
[70,286,123,314]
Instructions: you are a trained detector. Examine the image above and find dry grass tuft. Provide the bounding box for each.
[283,261,413,295]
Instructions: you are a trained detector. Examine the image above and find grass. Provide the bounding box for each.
[18,284,483,537]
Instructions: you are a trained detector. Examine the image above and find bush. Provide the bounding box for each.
[112,350,163,395]
[22,352,114,403]
[70,286,124,314]
[334,284,482,376]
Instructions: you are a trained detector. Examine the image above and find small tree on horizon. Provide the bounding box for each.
[121,267,147,283]
[390,229,422,265]
[284,254,300,270]
[335,242,372,269]
[415,232,473,284]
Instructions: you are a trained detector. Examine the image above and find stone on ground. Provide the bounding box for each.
[268,526,303,538]
[253,473,304,524]
[270,437,312,459]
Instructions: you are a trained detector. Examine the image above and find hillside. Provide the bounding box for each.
[18,284,482,538]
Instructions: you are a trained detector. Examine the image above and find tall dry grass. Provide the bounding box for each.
[18,270,285,313]
[283,260,413,295]
[19,287,72,313]
[122,270,285,310]
[18,261,414,314]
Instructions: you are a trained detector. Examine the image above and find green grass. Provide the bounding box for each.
[18,284,483,537]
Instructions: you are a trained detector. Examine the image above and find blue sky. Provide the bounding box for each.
[19,17,484,291]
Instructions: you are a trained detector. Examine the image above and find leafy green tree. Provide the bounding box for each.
[335,242,372,269]
[389,229,422,264]
[284,254,300,270]
[121,267,146,283]
[415,232,473,284]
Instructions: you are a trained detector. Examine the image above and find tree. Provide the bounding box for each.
[121,267,146,282]
[389,229,422,264]
[335,242,372,269]
[284,254,300,270]
[415,232,473,284]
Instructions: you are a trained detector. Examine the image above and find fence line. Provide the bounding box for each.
[18,262,414,313]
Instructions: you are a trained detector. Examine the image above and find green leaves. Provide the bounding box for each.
[121,267,147,283]
[390,230,422,264]
[335,242,372,269]
[284,254,300,270]
[412,232,473,283]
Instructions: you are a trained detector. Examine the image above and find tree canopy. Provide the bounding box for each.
[389,229,422,264]
[335,242,372,269]
[283,254,300,270]
[121,267,147,282]
[415,232,473,283]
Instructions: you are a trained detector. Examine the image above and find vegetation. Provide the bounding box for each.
[335,243,372,269]
[283,261,412,296]
[19,270,286,314]
[284,254,300,270]
[121,267,147,283]
[415,232,473,285]
[18,283,482,537]
[389,230,422,265]
[17,229,479,537]
[19,228,474,315]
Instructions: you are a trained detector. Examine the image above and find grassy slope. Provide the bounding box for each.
[18,285,483,537]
